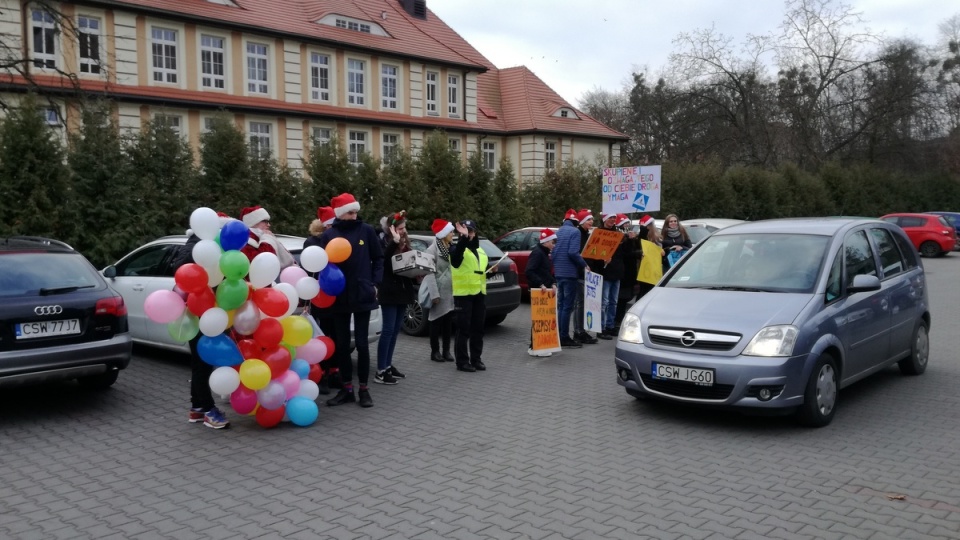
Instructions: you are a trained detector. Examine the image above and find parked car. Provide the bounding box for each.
[680,218,747,244]
[0,236,132,389]
[402,234,521,336]
[615,218,930,427]
[925,211,960,248]
[104,234,381,353]
[880,213,958,257]
[493,226,550,292]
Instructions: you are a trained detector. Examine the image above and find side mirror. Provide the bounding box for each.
[848,273,880,293]
[103,266,117,279]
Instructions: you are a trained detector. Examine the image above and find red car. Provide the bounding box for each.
[880,213,958,257]
[493,226,550,292]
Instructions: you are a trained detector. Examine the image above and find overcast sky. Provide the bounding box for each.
[430,0,955,107]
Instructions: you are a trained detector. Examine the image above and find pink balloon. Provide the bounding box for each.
[279,370,301,400]
[279,266,308,286]
[296,338,328,365]
[230,385,258,415]
[144,289,186,324]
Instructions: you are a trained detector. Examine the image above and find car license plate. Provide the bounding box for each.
[487,273,505,284]
[652,362,714,386]
[15,319,81,340]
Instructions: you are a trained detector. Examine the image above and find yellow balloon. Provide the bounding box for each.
[239,358,271,390]
[280,315,313,347]
[226,309,236,329]
[326,237,352,264]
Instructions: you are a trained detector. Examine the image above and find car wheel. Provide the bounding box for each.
[402,302,428,336]
[484,314,507,326]
[919,241,941,257]
[796,353,838,427]
[898,321,929,375]
[77,369,119,390]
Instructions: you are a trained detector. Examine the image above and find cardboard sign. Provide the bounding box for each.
[584,270,603,332]
[581,228,623,262]
[391,250,436,278]
[637,239,663,285]
[600,165,662,215]
[530,289,561,353]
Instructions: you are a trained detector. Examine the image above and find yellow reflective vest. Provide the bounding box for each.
[451,247,488,296]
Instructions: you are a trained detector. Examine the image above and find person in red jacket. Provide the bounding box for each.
[239,205,296,268]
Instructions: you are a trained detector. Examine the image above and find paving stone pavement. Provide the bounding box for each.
[2,258,959,539]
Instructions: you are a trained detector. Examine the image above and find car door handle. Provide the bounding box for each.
[133,286,144,291]
[880,298,889,311]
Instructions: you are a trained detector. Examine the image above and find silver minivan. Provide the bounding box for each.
[615,218,930,426]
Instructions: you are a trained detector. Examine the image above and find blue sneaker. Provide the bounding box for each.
[203,407,230,429]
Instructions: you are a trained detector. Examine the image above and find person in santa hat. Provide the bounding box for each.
[595,212,629,340]
[312,192,383,408]
[308,206,336,238]
[615,214,640,329]
[420,218,456,363]
[573,208,599,345]
[552,209,585,349]
[304,205,341,395]
[526,228,558,357]
[239,205,296,269]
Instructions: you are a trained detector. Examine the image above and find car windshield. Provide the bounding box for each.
[0,252,104,297]
[665,233,829,293]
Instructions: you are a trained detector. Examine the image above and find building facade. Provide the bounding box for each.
[0,0,626,184]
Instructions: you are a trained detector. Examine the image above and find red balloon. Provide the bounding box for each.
[253,318,283,349]
[261,345,292,379]
[175,263,209,294]
[317,336,336,360]
[307,363,323,383]
[186,288,216,317]
[237,338,262,360]
[311,290,336,308]
[255,404,285,428]
[253,288,290,318]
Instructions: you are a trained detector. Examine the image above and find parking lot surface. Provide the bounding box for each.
[2,257,959,539]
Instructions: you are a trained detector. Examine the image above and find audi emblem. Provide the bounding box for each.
[680,330,697,347]
[34,305,63,316]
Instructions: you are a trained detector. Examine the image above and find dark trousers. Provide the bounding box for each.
[430,311,453,355]
[454,293,486,366]
[332,310,371,386]
[189,335,214,410]
[314,313,337,374]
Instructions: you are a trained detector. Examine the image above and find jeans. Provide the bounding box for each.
[454,293,486,365]
[377,304,404,372]
[556,277,578,340]
[602,279,620,331]
[574,278,586,335]
[333,310,371,386]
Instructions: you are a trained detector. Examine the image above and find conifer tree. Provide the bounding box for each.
[351,151,384,225]
[251,155,310,236]
[379,147,427,229]
[417,131,470,223]
[303,135,353,207]
[464,145,493,227]
[489,157,525,237]
[199,114,254,216]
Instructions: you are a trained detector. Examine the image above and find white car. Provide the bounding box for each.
[104,234,381,353]
[631,218,746,244]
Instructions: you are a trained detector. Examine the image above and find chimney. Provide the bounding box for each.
[399,0,427,20]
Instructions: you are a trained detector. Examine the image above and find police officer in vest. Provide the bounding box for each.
[451,219,493,372]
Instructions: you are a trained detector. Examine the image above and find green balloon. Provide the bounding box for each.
[216,278,249,310]
[281,341,296,360]
[168,312,200,343]
[219,250,250,280]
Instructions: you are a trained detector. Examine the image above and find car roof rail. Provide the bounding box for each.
[3,236,75,251]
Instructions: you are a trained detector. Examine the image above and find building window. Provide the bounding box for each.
[381,64,398,109]
[202,117,215,132]
[448,137,460,155]
[151,28,178,83]
[311,127,331,146]
[154,114,182,136]
[425,71,438,116]
[31,9,57,69]
[246,42,269,94]
[348,130,366,164]
[44,107,61,126]
[249,122,271,158]
[482,141,496,171]
[335,18,371,33]
[310,53,330,101]
[347,59,365,105]
[382,133,399,164]
[77,16,101,74]
[200,35,225,89]
[447,74,460,117]
[544,141,556,170]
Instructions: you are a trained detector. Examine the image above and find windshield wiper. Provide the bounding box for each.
[39,285,96,295]
[681,285,779,292]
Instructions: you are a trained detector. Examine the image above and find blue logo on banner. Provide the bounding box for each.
[633,192,650,211]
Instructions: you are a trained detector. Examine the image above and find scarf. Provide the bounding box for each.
[436,237,449,261]
[664,226,682,239]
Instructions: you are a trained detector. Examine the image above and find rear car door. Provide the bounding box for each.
[871,227,922,357]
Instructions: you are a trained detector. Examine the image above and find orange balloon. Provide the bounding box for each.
[325,237,352,263]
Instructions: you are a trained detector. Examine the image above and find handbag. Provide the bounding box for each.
[667,249,687,268]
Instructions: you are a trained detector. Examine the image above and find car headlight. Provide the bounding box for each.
[743,325,798,357]
[619,313,643,344]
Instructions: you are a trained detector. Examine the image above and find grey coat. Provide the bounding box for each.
[422,238,454,321]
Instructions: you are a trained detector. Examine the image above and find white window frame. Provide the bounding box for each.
[200,34,226,90]
[382,133,399,164]
[425,71,438,116]
[381,64,398,110]
[336,18,371,33]
[77,15,101,75]
[482,141,496,171]
[249,121,272,158]
[246,42,269,95]
[347,59,365,105]
[310,52,330,102]
[311,127,331,146]
[154,114,182,137]
[545,141,556,170]
[31,8,58,70]
[44,107,61,126]
[447,74,460,118]
[151,27,179,84]
[448,137,460,155]
[202,117,216,133]
[348,130,367,164]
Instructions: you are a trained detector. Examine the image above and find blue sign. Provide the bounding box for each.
[632,192,650,211]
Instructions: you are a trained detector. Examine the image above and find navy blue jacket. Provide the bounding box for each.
[552,220,586,279]
[525,244,556,289]
[308,218,383,314]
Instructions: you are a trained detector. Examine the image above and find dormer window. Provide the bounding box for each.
[553,107,580,119]
[337,19,370,33]
[204,0,238,6]
[318,15,389,36]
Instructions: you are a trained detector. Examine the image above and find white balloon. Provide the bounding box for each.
[190,208,221,241]
[273,282,299,317]
[295,276,321,300]
[209,366,241,396]
[199,307,229,337]
[298,380,320,401]
[192,239,222,271]
[206,266,225,288]
[300,246,329,273]
[249,252,281,288]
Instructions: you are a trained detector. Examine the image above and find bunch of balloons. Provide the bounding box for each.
[143,207,353,428]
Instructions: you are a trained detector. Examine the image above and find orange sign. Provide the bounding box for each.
[530,289,561,353]
[581,228,624,262]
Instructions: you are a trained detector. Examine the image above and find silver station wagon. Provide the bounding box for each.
[615,218,930,427]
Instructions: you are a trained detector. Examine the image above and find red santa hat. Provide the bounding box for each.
[600,211,616,222]
[331,193,360,218]
[317,206,335,226]
[431,218,455,238]
[216,212,233,227]
[539,228,557,244]
[616,214,630,227]
[240,206,270,228]
[563,208,579,223]
[639,215,654,227]
[577,208,594,224]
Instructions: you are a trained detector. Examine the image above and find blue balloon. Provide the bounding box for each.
[290,358,310,379]
[286,396,319,427]
[197,333,244,367]
[219,220,250,252]
[319,263,345,296]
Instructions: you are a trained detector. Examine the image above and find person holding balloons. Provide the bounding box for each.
[305,205,340,395]
[374,210,415,385]
[239,205,296,269]
[313,193,383,408]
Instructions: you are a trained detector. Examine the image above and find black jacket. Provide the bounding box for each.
[378,239,417,306]
[525,244,556,289]
[309,218,384,314]
[599,226,627,282]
